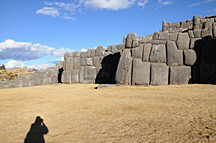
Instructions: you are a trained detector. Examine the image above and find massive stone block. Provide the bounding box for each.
[193,29,201,38]
[95,46,105,56]
[80,66,97,83]
[132,59,150,85]
[169,66,191,84]
[167,41,183,66]
[188,30,195,38]
[213,23,216,38]
[142,43,152,62]
[71,70,80,83]
[86,58,93,66]
[184,50,197,66]
[125,33,136,48]
[158,32,169,40]
[150,63,169,85]
[149,44,166,63]
[169,32,178,41]
[176,33,190,50]
[131,45,143,59]
[116,49,132,85]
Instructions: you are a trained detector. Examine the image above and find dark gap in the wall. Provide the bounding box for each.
[95,52,121,84]
[190,36,216,84]
[58,67,64,83]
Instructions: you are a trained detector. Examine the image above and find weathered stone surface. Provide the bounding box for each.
[90,49,96,57]
[167,41,183,66]
[150,40,167,45]
[193,29,201,38]
[71,70,79,83]
[132,45,143,59]
[116,49,132,85]
[188,30,195,38]
[153,32,159,40]
[201,28,212,37]
[132,59,150,85]
[80,66,96,83]
[150,63,169,85]
[142,43,152,62]
[149,44,166,63]
[132,39,139,48]
[158,32,169,40]
[169,32,178,41]
[190,38,201,49]
[184,50,197,66]
[86,58,93,66]
[169,66,191,84]
[213,23,216,38]
[126,33,136,48]
[95,46,104,56]
[177,33,190,50]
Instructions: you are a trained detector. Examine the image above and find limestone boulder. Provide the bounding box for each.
[115,49,132,85]
[142,43,152,62]
[193,29,201,38]
[176,33,190,50]
[150,63,169,85]
[158,32,169,40]
[132,45,143,59]
[132,59,150,85]
[126,33,136,48]
[213,23,216,38]
[190,38,201,49]
[169,32,178,41]
[184,50,197,66]
[167,41,183,66]
[169,66,191,84]
[149,44,166,63]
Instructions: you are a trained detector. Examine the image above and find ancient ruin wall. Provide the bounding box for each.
[63,16,216,85]
[0,15,216,88]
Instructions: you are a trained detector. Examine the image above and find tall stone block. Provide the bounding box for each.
[132,59,150,85]
[184,50,197,66]
[116,49,132,85]
[170,66,191,84]
[125,33,136,48]
[167,41,183,66]
[149,44,166,63]
[158,32,169,40]
[169,32,178,41]
[150,63,169,85]
[176,33,190,50]
[131,45,143,59]
[142,43,152,62]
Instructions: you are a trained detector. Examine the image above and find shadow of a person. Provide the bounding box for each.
[24,116,49,143]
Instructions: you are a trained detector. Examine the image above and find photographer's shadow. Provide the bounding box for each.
[24,116,49,143]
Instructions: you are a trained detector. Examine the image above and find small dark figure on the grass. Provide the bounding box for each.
[58,67,64,83]
[24,116,49,143]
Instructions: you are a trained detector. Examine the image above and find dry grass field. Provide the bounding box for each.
[0,84,216,143]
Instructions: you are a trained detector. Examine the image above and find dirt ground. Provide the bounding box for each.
[0,84,216,143]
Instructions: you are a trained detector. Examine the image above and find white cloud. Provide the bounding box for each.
[137,0,149,7]
[188,0,216,7]
[84,0,135,10]
[81,48,88,52]
[5,60,25,69]
[36,7,60,17]
[5,60,52,70]
[0,39,71,61]
[158,0,172,5]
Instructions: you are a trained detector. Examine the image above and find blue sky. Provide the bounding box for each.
[0,0,216,69]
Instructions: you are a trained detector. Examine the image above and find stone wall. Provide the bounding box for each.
[62,15,216,85]
[1,15,216,88]
[0,67,58,88]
